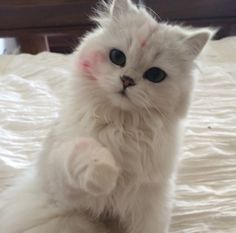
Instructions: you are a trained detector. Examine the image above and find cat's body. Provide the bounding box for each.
[0,0,212,233]
[0,90,177,233]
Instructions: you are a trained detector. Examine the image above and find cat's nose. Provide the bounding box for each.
[121,75,136,89]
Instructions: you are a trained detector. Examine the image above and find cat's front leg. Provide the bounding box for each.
[42,137,120,197]
[126,184,172,233]
[137,206,170,233]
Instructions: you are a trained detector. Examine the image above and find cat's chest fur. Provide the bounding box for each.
[57,100,177,185]
[51,101,178,220]
[73,106,173,183]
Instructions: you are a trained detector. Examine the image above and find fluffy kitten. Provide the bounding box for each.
[0,0,212,232]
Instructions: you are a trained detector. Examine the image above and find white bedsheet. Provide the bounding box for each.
[0,37,236,232]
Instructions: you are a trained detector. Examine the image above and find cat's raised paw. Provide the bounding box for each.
[84,151,119,196]
[71,138,119,196]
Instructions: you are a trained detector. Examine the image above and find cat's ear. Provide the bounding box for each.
[110,0,131,17]
[183,29,215,59]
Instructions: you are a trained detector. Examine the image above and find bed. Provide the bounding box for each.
[0,36,236,232]
[1,0,236,232]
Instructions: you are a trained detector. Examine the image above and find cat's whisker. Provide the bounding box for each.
[154,106,169,125]
[139,5,162,22]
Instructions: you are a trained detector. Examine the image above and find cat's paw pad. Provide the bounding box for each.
[84,148,119,196]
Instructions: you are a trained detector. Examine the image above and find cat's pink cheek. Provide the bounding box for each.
[79,51,106,80]
[79,60,96,80]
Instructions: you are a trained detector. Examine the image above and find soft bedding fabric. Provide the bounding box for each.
[0,37,236,232]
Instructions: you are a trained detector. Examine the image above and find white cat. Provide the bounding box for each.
[0,0,212,233]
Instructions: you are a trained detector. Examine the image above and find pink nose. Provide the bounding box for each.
[121,75,136,89]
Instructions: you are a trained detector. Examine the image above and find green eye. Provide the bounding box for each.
[143,67,166,83]
[109,49,126,67]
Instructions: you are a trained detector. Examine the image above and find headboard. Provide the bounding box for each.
[0,0,235,54]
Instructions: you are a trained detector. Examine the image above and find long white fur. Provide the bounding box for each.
[0,0,212,232]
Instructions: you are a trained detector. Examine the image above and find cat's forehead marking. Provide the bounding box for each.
[138,21,157,48]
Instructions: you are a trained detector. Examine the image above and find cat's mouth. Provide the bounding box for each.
[112,87,135,110]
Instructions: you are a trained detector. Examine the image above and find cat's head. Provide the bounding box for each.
[74,0,212,118]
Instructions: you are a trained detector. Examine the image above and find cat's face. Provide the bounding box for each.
[75,0,211,118]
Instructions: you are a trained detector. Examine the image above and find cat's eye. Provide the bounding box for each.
[109,49,126,67]
[143,67,166,83]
